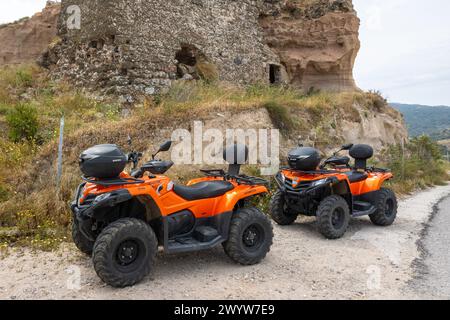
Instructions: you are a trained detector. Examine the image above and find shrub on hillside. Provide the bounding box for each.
[6,103,39,142]
[367,90,387,111]
[381,135,448,194]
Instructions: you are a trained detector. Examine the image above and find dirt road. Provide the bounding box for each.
[410,196,450,299]
[1,184,449,300]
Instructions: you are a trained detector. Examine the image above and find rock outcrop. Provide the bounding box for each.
[1,0,360,95]
[0,2,59,65]
[259,0,360,92]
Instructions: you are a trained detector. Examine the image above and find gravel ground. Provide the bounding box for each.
[0,184,449,300]
[410,196,450,299]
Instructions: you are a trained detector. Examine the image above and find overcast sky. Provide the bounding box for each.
[353,0,450,106]
[1,0,449,106]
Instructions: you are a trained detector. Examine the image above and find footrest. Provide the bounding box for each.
[353,201,376,217]
[354,201,372,212]
[167,235,223,254]
[194,226,219,242]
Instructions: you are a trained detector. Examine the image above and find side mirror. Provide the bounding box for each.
[159,141,172,152]
[342,143,354,151]
[152,140,172,159]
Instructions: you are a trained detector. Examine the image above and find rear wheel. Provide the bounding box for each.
[370,188,398,226]
[269,190,298,225]
[317,195,350,239]
[223,207,273,265]
[92,218,157,288]
[72,219,94,256]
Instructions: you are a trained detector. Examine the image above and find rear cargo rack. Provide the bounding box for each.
[200,169,269,186]
[81,176,145,186]
[231,174,269,187]
[368,167,391,173]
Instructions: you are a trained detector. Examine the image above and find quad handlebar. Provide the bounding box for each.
[127,151,143,170]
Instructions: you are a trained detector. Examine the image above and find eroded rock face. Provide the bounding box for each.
[0,2,59,65]
[259,0,360,92]
[341,106,408,151]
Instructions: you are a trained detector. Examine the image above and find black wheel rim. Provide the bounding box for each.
[385,199,395,217]
[242,224,264,251]
[331,208,345,229]
[115,239,141,268]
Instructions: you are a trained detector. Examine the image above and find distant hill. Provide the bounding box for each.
[390,103,450,140]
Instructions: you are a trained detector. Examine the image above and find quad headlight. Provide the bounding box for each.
[311,178,329,187]
[94,192,112,204]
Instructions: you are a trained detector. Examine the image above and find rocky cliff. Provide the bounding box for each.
[0,2,59,65]
[260,0,360,92]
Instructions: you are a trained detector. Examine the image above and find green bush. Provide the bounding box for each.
[6,103,39,142]
[14,69,34,88]
[381,135,449,194]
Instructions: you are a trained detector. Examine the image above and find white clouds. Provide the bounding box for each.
[0,0,51,24]
[354,0,450,105]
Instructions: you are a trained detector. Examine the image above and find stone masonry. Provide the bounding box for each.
[43,0,360,97]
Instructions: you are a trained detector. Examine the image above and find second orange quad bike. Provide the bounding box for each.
[71,141,273,287]
[270,143,398,239]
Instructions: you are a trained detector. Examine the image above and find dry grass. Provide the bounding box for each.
[196,60,219,83]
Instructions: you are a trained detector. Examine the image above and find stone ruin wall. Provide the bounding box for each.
[42,0,360,99]
[45,0,283,99]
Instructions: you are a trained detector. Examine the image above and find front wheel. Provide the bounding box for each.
[370,188,398,226]
[223,207,273,265]
[317,195,351,239]
[92,218,158,288]
[72,218,94,256]
[269,190,298,225]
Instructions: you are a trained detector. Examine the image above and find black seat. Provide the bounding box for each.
[173,181,234,201]
[344,171,368,183]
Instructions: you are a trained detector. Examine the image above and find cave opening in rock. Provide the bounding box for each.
[175,44,200,79]
[269,64,281,84]
[176,45,198,67]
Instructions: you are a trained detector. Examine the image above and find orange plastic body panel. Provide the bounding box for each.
[80,172,268,218]
[281,169,393,196]
[348,172,393,195]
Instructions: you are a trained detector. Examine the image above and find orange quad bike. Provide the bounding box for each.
[71,141,273,287]
[270,143,398,239]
